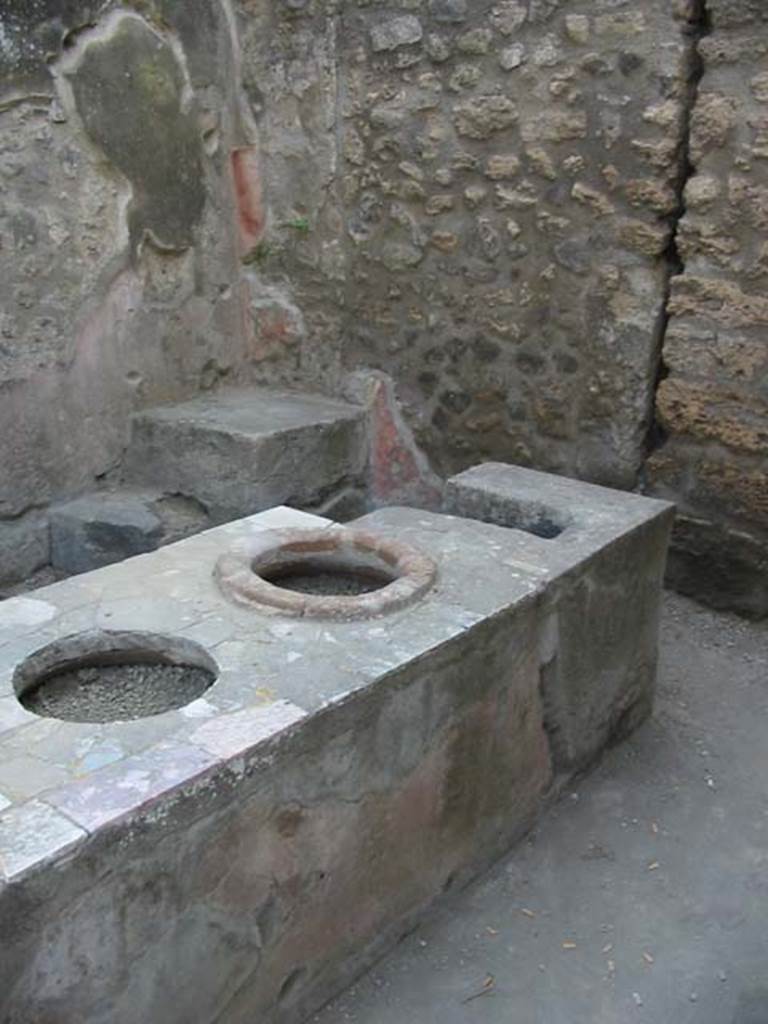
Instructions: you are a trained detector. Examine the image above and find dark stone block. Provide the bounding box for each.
[50,493,163,575]
[124,388,369,523]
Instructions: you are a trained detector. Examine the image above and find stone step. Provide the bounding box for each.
[47,388,370,578]
[123,387,369,523]
[49,490,211,576]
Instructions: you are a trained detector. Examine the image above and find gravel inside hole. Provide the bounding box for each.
[22,661,215,722]
[263,568,393,596]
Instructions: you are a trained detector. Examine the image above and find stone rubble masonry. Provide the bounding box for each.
[244,0,699,489]
[236,0,768,614]
[0,481,670,1022]
[239,0,767,616]
[647,0,768,617]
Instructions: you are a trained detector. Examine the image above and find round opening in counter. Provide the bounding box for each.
[14,630,218,723]
[215,527,437,620]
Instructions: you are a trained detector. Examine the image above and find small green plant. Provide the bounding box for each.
[281,216,311,233]
[243,240,272,266]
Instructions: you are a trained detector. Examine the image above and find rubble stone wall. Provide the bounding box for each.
[242,0,699,487]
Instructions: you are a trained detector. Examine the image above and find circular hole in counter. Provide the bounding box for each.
[214,527,437,621]
[13,630,218,723]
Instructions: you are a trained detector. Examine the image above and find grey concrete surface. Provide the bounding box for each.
[314,590,768,1024]
[445,463,675,773]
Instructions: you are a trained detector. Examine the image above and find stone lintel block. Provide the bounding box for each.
[444,462,675,773]
[124,387,369,522]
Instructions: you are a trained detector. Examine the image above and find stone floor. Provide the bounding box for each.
[314,591,768,1024]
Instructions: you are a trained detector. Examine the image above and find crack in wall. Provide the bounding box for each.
[642,0,712,468]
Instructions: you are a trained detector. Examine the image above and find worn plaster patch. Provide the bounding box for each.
[62,13,205,252]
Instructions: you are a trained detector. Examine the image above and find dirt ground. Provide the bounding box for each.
[314,591,768,1024]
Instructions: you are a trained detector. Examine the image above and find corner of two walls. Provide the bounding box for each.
[334,0,691,493]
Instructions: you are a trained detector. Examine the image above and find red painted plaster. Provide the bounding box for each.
[231,146,265,255]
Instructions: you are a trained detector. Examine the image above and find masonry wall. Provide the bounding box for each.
[1,0,767,617]
[0,1,255,581]
[243,0,768,617]
[241,0,698,486]
[647,0,768,617]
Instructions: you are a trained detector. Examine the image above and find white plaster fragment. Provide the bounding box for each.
[269,623,295,640]
[244,507,332,532]
[0,598,57,628]
[180,698,218,719]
